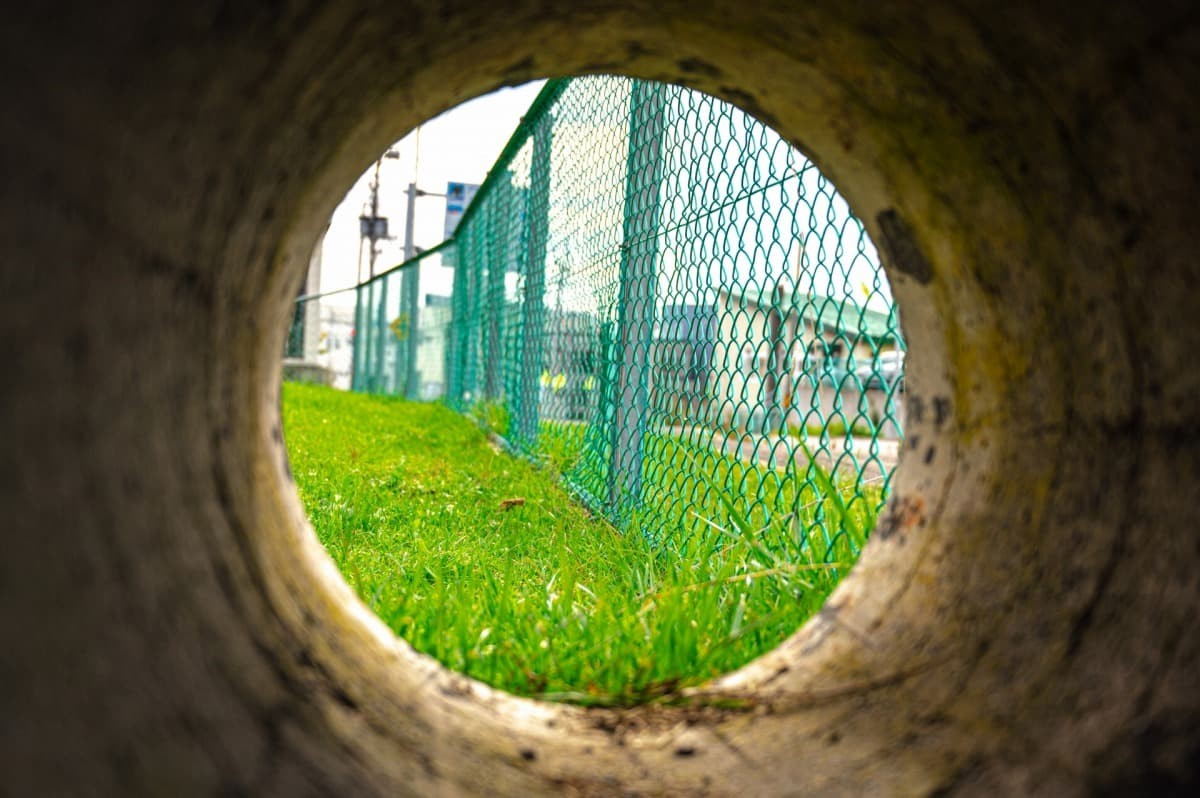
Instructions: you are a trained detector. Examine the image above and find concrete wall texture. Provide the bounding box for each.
[1,1,1197,795]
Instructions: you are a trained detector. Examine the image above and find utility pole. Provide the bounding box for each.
[605,80,666,526]
[357,149,398,392]
[359,149,400,281]
[368,158,383,279]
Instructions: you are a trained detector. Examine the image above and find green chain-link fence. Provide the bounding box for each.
[351,244,455,399]
[344,75,905,560]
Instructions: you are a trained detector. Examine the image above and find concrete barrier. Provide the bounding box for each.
[281,358,335,386]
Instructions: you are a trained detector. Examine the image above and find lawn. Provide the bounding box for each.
[282,382,879,706]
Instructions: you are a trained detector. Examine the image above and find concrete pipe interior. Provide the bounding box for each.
[2,2,1198,795]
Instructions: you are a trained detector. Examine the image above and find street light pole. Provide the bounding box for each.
[404,182,417,261]
[360,150,399,281]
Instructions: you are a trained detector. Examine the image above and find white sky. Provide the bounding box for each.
[318,81,546,304]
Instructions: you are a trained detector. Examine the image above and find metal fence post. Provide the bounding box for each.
[511,116,553,449]
[448,245,468,407]
[373,277,389,393]
[763,285,787,434]
[484,178,514,400]
[462,239,481,401]
[360,280,377,392]
[351,283,365,391]
[400,272,420,399]
[606,80,667,523]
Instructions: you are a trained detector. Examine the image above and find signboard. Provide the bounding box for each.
[442,182,479,268]
[443,182,480,240]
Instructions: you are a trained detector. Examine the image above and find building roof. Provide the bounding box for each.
[715,285,898,343]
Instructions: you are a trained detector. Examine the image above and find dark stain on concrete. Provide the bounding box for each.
[933,397,952,428]
[877,209,933,284]
[718,85,782,130]
[577,61,625,74]
[625,40,649,59]
[501,55,536,80]
[678,57,722,78]
[908,395,925,424]
[874,495,926,542]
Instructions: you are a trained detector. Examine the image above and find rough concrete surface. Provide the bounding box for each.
[1,1,1198,795]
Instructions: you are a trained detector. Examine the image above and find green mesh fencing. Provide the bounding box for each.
[351,244,457,400]
[350,75,905,560]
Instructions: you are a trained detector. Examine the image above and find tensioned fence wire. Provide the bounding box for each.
[340,76,905,563]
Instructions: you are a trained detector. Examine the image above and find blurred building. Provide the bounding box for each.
[710,284,903,438]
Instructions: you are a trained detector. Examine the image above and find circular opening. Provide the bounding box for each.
[282,74,905,707]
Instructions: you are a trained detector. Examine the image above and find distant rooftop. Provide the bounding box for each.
[716,285,898,343]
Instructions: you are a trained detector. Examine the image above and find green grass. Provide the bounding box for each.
[283,382,879,706]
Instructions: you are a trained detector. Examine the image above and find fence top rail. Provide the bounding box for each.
[360,237,457,287]
[295,284,360,303]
